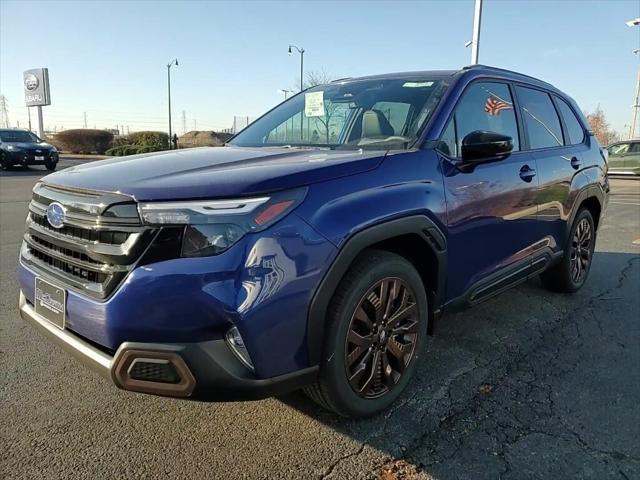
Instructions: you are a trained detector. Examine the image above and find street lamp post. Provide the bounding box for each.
[288,45,305,140]
[465,0,483,64]
[278,88,294,100]
[167,58,178,149]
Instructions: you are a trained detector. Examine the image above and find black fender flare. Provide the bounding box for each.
[306,215,447,366]
[565,184,604,243]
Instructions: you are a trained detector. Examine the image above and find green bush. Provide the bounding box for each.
[127,131,169,150]
[105,146,124,157]
[122,145,140,156]
[55,129,114,154]
[136,145,157,154]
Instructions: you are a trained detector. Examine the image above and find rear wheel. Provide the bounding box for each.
[541,208,596,293]
[305,250,428,417]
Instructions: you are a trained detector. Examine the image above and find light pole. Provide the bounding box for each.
[627,19,640,139]
[465,0,483,64]
[288,45,305,91]
[288,45,305,140]
[167,58,178,149]
[278,88,294,100]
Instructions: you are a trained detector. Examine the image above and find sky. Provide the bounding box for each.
[1,0,639,136]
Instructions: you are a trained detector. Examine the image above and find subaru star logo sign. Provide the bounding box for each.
[46,202,66,229]
[24,74,39,91]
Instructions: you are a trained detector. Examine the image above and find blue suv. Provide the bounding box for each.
[18,65,609,417]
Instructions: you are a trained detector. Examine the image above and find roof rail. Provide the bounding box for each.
[461,64,553,87]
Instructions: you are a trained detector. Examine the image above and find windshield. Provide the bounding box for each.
[0,130,40,143]
[230,78,447,150]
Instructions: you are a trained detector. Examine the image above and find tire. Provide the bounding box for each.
[0,153,11,171]
[541,208,596,293]
[305,250,428,417]
[44,161,57,171]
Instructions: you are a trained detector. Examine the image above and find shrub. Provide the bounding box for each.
[122,145,140,156]
[127,131,168,150]
[55,129,114,154]
[136,145,157,154]
[105,146,124,157]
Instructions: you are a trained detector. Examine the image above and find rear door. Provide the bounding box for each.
[625,142,640,171]
[513,86,584,260]
[439,81,540,301]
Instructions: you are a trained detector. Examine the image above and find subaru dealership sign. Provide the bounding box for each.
[23,68,51,106]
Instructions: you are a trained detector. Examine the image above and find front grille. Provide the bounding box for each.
[30,213,128,244]
[21,183,156,299]
[30,248,108,284]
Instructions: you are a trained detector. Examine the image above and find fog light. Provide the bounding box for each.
[225,326,255,372]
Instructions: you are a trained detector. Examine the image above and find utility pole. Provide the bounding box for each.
[182,110,186,134]
[465,0,483,64]
[83,112,88,128]
[193,119,197,130]
[0,95,9,128]
[167,58,179,148]
[28,108,32,131]
[627,16,640,138]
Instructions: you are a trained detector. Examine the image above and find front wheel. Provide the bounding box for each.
[305,250,428,417]
[541,208,596,293]
[0,153,11,171]
[44,161,57,171]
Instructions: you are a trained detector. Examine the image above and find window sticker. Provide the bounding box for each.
[305,91,325,117]
[402,81,434,88]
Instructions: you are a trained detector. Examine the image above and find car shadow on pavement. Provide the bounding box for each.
[279,250,640,479]
[0,167,53,178]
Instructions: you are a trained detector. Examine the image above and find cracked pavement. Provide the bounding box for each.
[1,164,638,480]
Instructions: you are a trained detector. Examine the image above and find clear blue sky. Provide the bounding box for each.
[1,0,639,135]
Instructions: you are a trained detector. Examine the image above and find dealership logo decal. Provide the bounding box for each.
[24,74,39,91]
[46,202,66,229]
[35,290,64,314]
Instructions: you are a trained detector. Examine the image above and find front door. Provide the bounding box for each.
[439,81,540,301]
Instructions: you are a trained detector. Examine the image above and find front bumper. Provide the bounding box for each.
[4,150,58,165]
[19,292,318,400]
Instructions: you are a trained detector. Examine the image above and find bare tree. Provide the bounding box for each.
[585,106,620,145]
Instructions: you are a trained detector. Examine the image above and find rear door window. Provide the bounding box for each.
[555,97,585,145]
[515,86,564,149]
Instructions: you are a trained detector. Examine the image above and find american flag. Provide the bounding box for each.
[485,96,513,116]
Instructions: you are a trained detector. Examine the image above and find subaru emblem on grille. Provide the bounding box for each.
[46,202,66,229]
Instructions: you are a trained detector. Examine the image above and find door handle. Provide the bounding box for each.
[570,156,581,169]
[519,164,536,182]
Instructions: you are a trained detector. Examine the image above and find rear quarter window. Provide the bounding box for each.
[555,97,585,145]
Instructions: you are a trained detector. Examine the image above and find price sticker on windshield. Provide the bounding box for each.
[305,91,325,117]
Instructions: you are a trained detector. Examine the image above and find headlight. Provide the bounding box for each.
[7,145,20,151]
[138,187,307,257]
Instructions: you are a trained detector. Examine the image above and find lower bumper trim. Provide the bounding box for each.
[19,291,318,401]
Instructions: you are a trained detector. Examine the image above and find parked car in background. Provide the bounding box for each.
[0,129,59,171]
[606,140,640,176]
[17,65,608,417]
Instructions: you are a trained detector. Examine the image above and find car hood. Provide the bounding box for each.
[44,146,386,200]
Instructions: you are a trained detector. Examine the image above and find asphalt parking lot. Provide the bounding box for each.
[1,160,638,480]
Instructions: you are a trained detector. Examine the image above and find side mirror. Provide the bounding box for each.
[461,130,513,162]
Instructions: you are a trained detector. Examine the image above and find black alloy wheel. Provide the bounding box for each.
[570,217,592,284]
[541,208,596,293]
[345,277,419,399]
[305,250,428,417]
